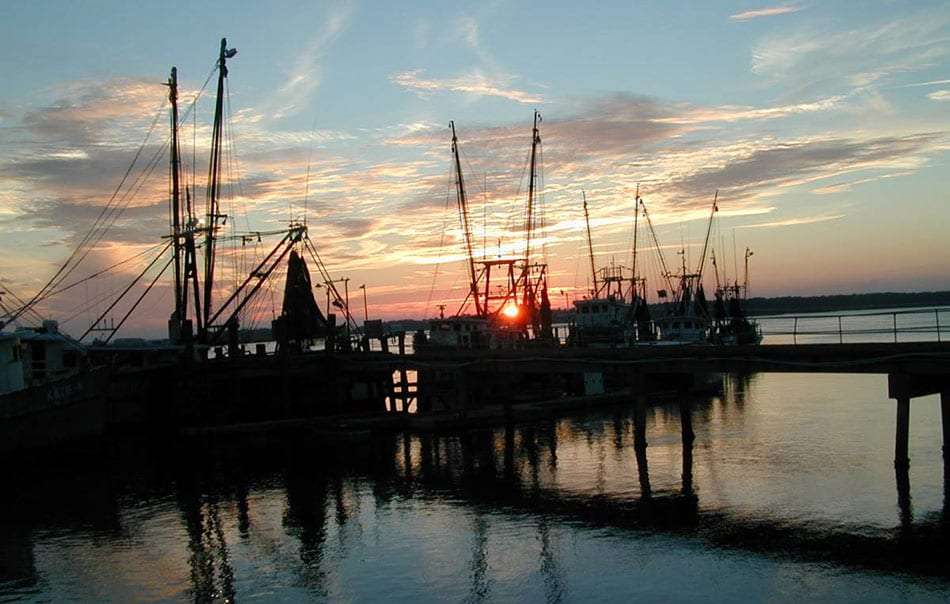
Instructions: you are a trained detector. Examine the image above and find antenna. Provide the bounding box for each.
[744,247,754,298]
[483,174,488,260]
[732,229,738,288]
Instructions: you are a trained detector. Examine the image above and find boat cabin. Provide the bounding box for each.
[574,297,630,328]
[426,317,492,349]
[655,316,709,343]
[570,297,632,346]
[15,321,83,384]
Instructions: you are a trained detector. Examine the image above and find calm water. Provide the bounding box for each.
[2,371,949,602]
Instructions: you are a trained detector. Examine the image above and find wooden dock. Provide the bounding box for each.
[341,341,950,474]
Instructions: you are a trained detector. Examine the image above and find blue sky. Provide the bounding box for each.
[1,1,949,333]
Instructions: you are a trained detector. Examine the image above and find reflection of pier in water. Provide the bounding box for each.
[371,391,950,579]
[4,381,950,602]
[235,388,948,588]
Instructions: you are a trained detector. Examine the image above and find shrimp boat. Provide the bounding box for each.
[638,191,760,345]
[710,249,762,345]
[0,319,107,450]
[421,113,554,350]
[569,191,654,347]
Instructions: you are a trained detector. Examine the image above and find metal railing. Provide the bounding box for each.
[754,307,949,344]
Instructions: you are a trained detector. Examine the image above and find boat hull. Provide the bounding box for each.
[0,369,108,452]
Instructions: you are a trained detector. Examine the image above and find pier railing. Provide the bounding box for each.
[755,307,949,345]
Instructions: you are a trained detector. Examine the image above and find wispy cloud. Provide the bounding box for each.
[668,132,945,200]
[661,95,845,124]
[391,14,544,106]
[750,8,950,97]
[269,4,351,119]
[730,4,802,22]
[389,69,543,104]
[811,171,913,194]
[736,214,845,228]
[898,78,950,88]
[928,90,950,101]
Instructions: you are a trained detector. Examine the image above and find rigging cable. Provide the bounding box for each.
[28,242,168,307]
[12,64,216,325]
[425,162,455,316]
[102,254,175,344]
[9,99,166,324]
[79,242,171,341]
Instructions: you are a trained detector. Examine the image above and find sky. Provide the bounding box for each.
[1,1,949,337]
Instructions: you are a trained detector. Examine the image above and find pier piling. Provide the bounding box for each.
[942,389,950,465]
[895,396,911,470]
[633,396,651,498]
[680,400,695,495]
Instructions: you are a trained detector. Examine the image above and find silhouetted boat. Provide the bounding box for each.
[0,321,107,450]
[419,113,553,350]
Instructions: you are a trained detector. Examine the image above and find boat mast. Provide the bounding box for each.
[696,190,718,282]
[582,191,599,298]
[638,195,676,297]
[711,250,721,291]
[524,110,541,272]
[631,184,640,300]
[168,67,184,325]
[451,121,482,316]
[202,37,237,335]
[522,111,541,311]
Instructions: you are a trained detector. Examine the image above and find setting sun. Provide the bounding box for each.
[502,304,520,319]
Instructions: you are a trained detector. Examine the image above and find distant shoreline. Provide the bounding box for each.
[741,291,950,317]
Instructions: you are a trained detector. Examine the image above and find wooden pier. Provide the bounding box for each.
[89,338,950,492]
[342,340,950,474]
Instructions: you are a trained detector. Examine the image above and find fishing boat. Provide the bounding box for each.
[644,191,761,346]
[0,320,107,450]
[419,113,554,350]
[569,191,655,347]
[710,248,762,345]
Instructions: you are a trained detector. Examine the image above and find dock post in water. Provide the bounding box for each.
[895,396,911,470]
[680,399,695,495]
[942,388,950,466]
[633,394,651,498]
